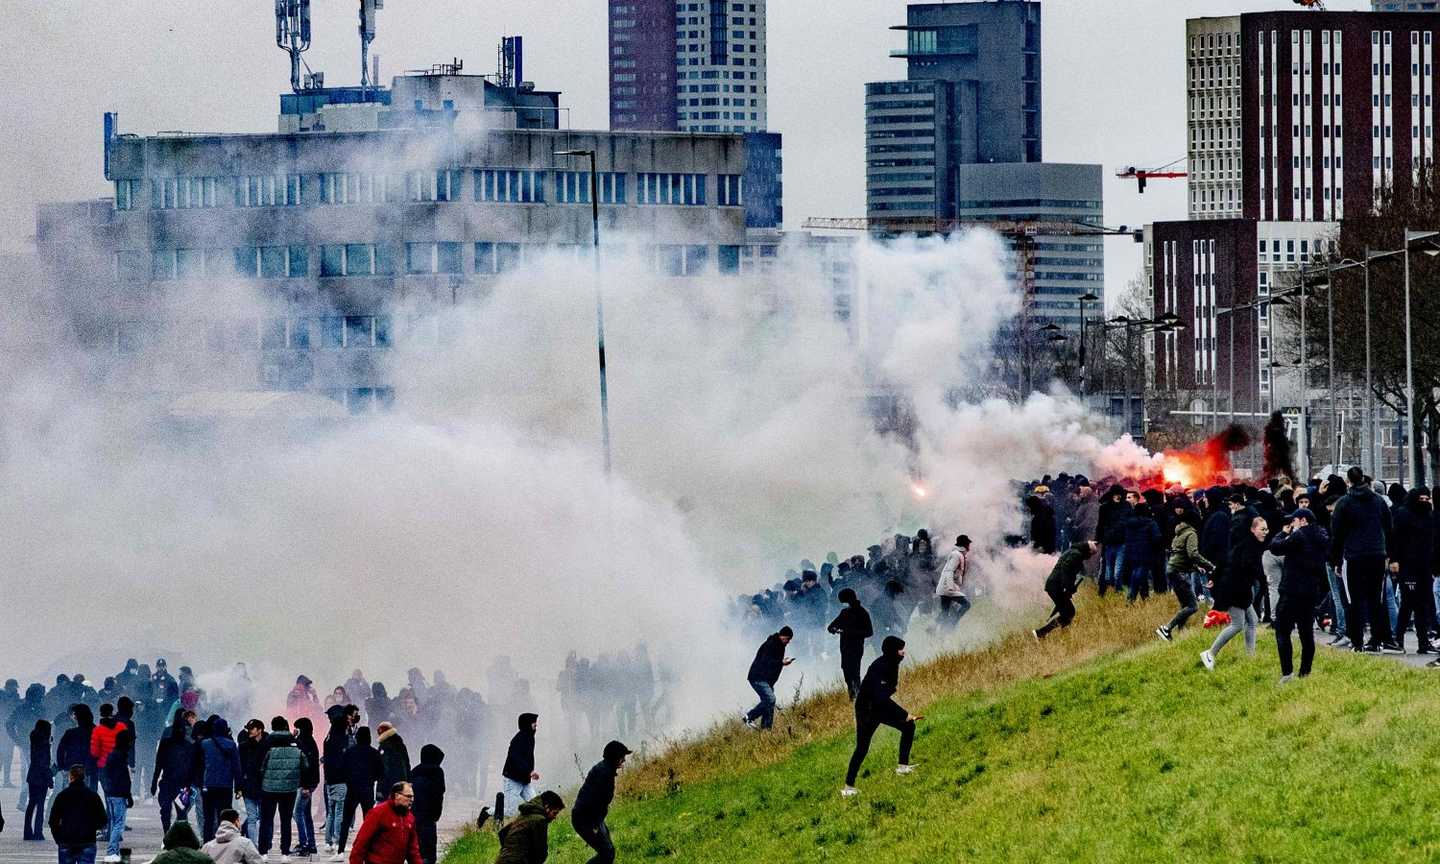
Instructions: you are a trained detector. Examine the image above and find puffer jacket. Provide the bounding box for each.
[1165,521,1214,574]
[259,732,308,795]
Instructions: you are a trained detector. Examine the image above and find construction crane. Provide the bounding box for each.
[1293,0,1325,9]
[1116,157,1187,193]
[801,216,1141,240]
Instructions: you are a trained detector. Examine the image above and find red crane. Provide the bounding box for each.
[1293,0,1325,9]
[1116,159,1187,194]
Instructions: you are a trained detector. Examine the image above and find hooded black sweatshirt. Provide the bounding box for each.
[1392,488,1435,580]
[55,705,95,777]
[322,704,350,787]
[502,714,538,785]
[855,638,908,725]
[409,743,446,824]
[827,601,874,657]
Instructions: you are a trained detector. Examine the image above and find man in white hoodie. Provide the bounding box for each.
[201,809,263,864]
[934,535,973,631]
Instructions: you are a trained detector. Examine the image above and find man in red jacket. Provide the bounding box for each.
[349,782,422,864]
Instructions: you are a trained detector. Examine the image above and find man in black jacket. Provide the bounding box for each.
[236,719,269,845]
[1096,485,1130,595]
[1034,541,1099,639]
[501,713,540,812]
[410,744,446,864]
[841,636,920,797]
[50,764,108,864]
[1392,487,1436,654]
[1330,467,1398,652]
[571,740,629,864]
[742,627,794,730]
[321,704,351,853]
[1268,508,1330,679]
[827,590,873,701]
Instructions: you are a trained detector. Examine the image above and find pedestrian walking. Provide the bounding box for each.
[1201,515,1268,670]
[151,718,198,833]
[347,781,422,864]
[1156,504,1214,641]
[1268,508,1330,680]
[375,723,410,802]
[841,636,920,798]
[742,627,794,730]
[571,741,629,864]
[1392,487,1436,654]
[827,589,873,701]
[409,745,446,864]
[322,705,353,855]
[49,765,108,864]
[335,726,384,859]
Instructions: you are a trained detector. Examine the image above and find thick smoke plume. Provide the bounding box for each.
[1263,411,1296,484]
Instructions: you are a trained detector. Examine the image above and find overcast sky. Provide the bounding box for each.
[0,0,1374,300]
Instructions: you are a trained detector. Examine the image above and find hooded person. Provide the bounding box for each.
[1156,502,1215,641]
[323,703,352,851]
[151,821,211,864]
[841,636,919,797]
[495,790,564,864]
[827,588,874,701]
[151,716,199,833]
[1096,484,1131,595]
[336,726,385,856]
[501,714,539,811]
[199,717,242,841]
[24,718,53,841]
[572,741,630,864]
[293,715,322,857]
[1330,466,1398,652]
[1026,493,1058,554]
[409,744,446,864]
[1268,507,1332,679]
[55,703,97,791]
[375,722,410,801]
[933,535,973,631]
[1392,486,1437,655]
[201,808,264,864]
[1034,541,1099,639]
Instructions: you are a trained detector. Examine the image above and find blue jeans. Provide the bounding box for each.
[744,680,777,729]
[1191,571,1212,604]
[58,846,97,864]
[244,796,262,844]
[1326,564,1347,634]
[294,788,316,851]
[1384,574,1400,635]
[324,783,347,847]
[1125,562,1150,602]
[1101,546,1123,595]
[105,796,128,857]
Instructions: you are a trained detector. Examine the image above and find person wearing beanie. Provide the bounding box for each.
[841,636,920,797]
[1034,541,1099,639]
[572,741,630,864]
[495,790,564,864]
[827,589,873,701]
[151,821,211,864]
[501,714,540,812]
[742,627,794,730]
[933,535,973,632]
[199,717,242,841]
[1268,507,1331,680]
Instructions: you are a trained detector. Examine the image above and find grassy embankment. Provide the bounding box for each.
[446,595,1440,862]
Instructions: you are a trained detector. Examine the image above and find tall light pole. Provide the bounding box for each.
[1403,229,1439,487]
[555,148,611,475]
[1078,291,1099,392]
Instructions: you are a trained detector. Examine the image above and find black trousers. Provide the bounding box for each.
[844,707,914,786]
[201,787,232,841]
[336,789,373,852]
[840,646,864,701]
[574,820,615,864]
[1035,586,1075,638]
[416,818,438,864]
[1346,556,1393,647]
[259,790,297,855]
[1396,577,1436,649]
[1275,594,1317,676]
[1164,571,1199,632]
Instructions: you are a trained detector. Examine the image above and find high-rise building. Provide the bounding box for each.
[609,0,768,135]
[1187,10,1440,223]
[866,1,1042,221]
[1374,1,1440,11]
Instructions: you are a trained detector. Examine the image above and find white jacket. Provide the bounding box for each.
[935,548,968,598]
[201,821,263,864]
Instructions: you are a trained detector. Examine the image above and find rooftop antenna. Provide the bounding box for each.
[360,0,383,95]
[275,0,312,94]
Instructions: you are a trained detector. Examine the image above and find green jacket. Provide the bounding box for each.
[1166,522,1214,575]
[260,733,309,794]
[1043,545,1093,595]
[152,823,214,864]
[495,800,553,864]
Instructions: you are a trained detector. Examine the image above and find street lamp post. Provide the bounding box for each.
[1078,292,1099,392]
[1403,229,1439,487]
[555,148,611,475]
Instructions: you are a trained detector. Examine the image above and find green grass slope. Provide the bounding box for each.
[447,600,1440,863]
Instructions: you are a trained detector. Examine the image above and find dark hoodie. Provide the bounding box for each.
[827,592,874,657]
[340,727,383,805]
[746,633,789,685]
[1330,480,1393,563]
[151,821,210,864]
[855,637,908,725]
[502,714,538,785]
[496,799,552,864]
[152,720,198,794]
[322,704,350,787]
[54,704,95,777]
[1097,485,1129,545]
[409,743,446,824]
[1391,487,1435,580]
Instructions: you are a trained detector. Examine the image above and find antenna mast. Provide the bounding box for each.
[360,0,383,94]
[275,0,312,94]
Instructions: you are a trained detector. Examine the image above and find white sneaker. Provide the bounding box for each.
[1199,650,1215,671]
[260,856,270,863]
[280,856,292,863]
[331,853,346,862]
[1155,626,1172,642]
[104,857,122,864]
[1279,674,1294,685]
[895,763,917,775]
[840,785,858,798]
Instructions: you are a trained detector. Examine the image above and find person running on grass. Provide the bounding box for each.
[1033,541,1099,639]
[841,636,921,798]
[1201,515,1268,671]
[742,627,794,730]
[1156,501,1215,642]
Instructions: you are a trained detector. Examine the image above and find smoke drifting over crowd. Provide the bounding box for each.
[0,226,1149,742]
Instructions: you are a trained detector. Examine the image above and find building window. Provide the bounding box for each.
[554,171,629,204]
[114,179,140,211]
[151,177,221,209]
[319,243,387,277]
[475,169,546,203]
[233,245,308,278]
[405,241,463,274]
[474,241,524,274]
[637,172,707,205]
[717,174,744,206]
[237,174,302,207]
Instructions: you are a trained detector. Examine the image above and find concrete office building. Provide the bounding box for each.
[1375,2,1440,12]
[609,0,768,135]
[37,63,774,413]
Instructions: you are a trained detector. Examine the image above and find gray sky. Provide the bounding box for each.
[0,0,1372,300]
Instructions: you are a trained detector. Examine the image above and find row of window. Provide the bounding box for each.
[117,170,745,211]
[123,241,773,281]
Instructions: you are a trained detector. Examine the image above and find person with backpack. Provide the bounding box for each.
[841,636,920,798]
